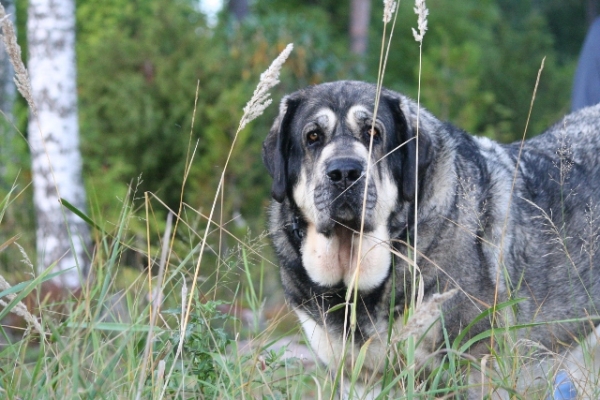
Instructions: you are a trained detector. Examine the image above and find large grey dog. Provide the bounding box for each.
[262,81,600,398]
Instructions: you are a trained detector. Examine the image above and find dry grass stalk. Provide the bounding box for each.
[410,0,429,312]
[412,0,429,43]
[383,0,397,24]
[0,273,45,337]
[396,289,457,342]
[15,242,35,273]
[0,3,36,115]
[180,275,188,332]
[135,203,173,400]
[240,43,293,130]
[161,43,294,398]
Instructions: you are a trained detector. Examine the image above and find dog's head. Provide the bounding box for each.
[263,81,432,236]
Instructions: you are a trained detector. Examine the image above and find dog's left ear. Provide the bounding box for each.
[262,95,300,203]
[383,93,433,202]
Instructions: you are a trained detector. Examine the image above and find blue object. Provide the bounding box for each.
[572,17,600,111]
[548,371,577,400]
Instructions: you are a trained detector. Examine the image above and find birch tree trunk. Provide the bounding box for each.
[0,0,16,180]
[28,0,91,289]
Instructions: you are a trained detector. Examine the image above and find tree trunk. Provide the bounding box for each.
[228,0,249,21]
[27,0,91,289]
[349,0,371,56]
[0,0,15,116]
[0,0,16,180]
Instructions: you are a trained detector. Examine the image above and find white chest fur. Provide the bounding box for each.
[300,223,392,291]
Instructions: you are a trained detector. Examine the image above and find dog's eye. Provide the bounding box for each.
[365,127,381,141]
[307,131,321,145]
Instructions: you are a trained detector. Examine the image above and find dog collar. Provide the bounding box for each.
[291,215,304,240]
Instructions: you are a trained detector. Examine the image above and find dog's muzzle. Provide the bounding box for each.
[313,157,377,232]
[326,158,363,190]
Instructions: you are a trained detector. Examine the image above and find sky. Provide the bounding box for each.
[199,0,223,26]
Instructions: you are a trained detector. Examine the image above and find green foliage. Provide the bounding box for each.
[367,0,575,141]
[160,300,232,397]
[158,296,308,399]
[77,0,207,214]
[75,0,350,234]
[0,178,312,399]
[501,0,589,60]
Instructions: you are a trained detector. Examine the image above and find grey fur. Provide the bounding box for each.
[262,81,600,397]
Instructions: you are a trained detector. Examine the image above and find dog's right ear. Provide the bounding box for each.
[262,95,300,203]
[383,93,433,202]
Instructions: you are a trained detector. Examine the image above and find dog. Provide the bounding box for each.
[262,80,600,398]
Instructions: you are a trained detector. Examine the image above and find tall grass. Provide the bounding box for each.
[1,1,598,399]
[0,171,323,399]
[1,9,317,397]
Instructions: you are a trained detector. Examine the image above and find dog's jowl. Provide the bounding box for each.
[262,81,600,398]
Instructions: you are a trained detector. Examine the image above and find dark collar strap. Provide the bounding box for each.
[291,215,304,240]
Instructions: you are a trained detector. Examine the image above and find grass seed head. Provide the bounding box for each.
[240,43,294,130]
[383,0,397,23]
[0,4,36,115]
[412,0,429,43]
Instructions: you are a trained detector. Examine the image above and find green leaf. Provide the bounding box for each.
[348,337,372,397]
[327,302,351,314]
[63,321,165,334]
[452,297,525,350]
[60,197,105,233]
[0,234,20,253]
[0,267,71,322]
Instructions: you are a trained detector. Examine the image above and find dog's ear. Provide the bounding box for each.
[262,95,300,203]
[384,93,432,202]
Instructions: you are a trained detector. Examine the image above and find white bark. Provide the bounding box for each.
[0,0,16,179]
[28,0,90,289]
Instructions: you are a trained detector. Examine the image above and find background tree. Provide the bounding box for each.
[228,0,249,21]
[350,0,371,56]
[0,0,15,182]
[28,0,90,289]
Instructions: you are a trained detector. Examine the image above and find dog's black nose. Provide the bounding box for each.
[326,158,363,187]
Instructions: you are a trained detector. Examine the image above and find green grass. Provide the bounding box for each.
[0,183,321,399]
[3,147,594,400]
